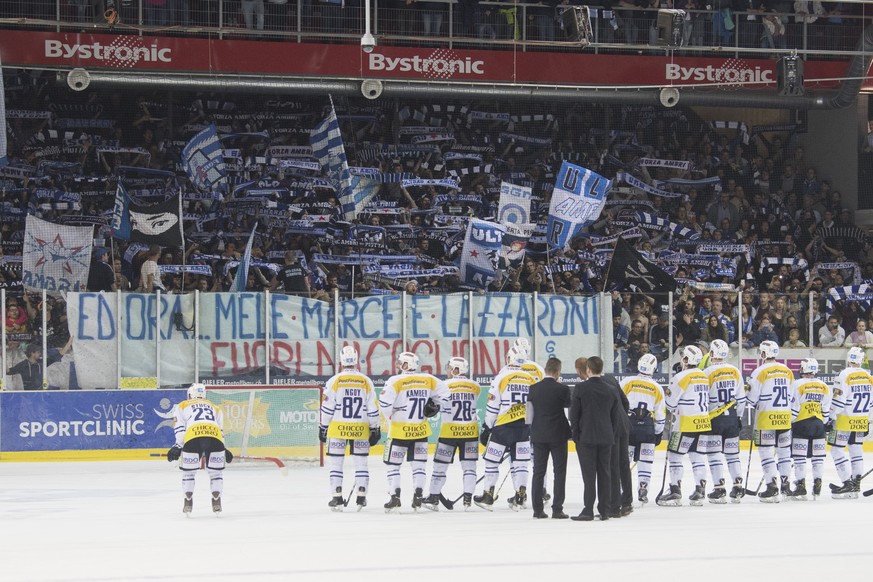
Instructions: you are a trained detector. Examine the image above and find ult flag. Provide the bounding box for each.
[311,101,379,220]
[500,222,535,270]
[230,223,258,293]
[497,181,532,224]
[0,55,7,168]
[111,182,184,246]
[22,215,93,291]
[459,218,505,289]
[546,162,611,249]
[182,124,228,193]
[604,236,677,293]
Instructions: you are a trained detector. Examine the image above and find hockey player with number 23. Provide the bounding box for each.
[167,383,233,515]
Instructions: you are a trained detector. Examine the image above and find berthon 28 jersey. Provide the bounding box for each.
[438,377,481,440]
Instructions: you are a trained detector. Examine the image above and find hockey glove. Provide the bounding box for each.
[423,397,441,418]
[318,426,328,443]
[368,427,381,446]
[225,449,234,463]
[167,445,182,462]
[479,424,492,446]
[654,433,663,446]
[737,417,743,431]
[823,420,835,434]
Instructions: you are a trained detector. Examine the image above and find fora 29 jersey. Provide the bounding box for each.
[748,362,795,431]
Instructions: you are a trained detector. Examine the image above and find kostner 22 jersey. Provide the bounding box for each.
[379,372,449,440]
[620,375,666,434]
[831,367,873,433]
[790,377,831,424]
[665,368,711,433]
[748,361,795,431]
[173,399,224,446]
[438,377,481,440]
[486,367,536,427]
[320,371,379,439]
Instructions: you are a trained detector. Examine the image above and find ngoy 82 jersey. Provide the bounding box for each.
[320,371,379,439]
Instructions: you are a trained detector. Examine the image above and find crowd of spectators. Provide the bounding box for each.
[2,66,873,377]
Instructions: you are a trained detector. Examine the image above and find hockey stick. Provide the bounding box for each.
[440,451,510,510]
[832,466,873,492]
[653,457,668,503]
[745,477,764,497]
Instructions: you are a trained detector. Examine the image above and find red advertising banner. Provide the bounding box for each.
[0,30,867,90]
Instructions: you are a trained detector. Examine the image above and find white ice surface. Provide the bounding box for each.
[2,452,873,582]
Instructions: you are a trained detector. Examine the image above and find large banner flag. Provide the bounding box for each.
[111,182,184,246]
[182,124,228,193]
[311,102,378,220]
[230,223,258,293]
[459,219,505,289]
[500,222,535,270]
[0,55,7,168]
[604,236,677,293]
[497,181,532,224]
[547,162,611,249]
[22,215,93,291]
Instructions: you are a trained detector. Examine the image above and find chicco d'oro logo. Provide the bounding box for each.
[45,38,172,68]
[665,57,773,84]
[368,48,484,79]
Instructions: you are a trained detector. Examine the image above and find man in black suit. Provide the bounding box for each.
[527,357,571,519]
[569,356,622,521]
[607,372,634,518]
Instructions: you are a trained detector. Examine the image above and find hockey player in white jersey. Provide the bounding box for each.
[379,351,450,512]
[657,345,711,507]
[787,358,831,500]
[701,340,747,503]
[319,346,380,511]
[474,346,536,511]
[828,346,873,499]
[421,357,480,511]
[620,353,665,504]
[747,340,795,502]
[167,383,232,515]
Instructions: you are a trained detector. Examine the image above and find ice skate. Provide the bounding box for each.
[813,478,822,498]
[508,486,527,511]
[328,487,344,512]
[780,476,791,498]
[831,479,857,499]
[474,487,495,511]
[543,488,551,503]
[183,492,193,516]
[637,482,648,505]
[384,489,402,513]
[463,493,473,510]
[421,494,440,512]
[688,480,706,507]
[355,487,367,511]
[786,479,807,501]
[758,479,781,503]
[656,483,682,507]
[411,487,423,511]
[729,478,745,503]
[707,479,727,505]
[211,492,222,514]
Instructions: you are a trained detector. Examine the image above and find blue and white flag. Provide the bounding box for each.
[500,222,535,270]
[230,224,258,293]
[182,124,228,193]
[459,219,505,289]
[546,162,611,249]
[497,181,532,225]
[311,102,379,221]
[0,55,7,169]
[21,215,93,292]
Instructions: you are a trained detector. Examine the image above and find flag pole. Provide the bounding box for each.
[179,187,186,293]
[546,248,558,294]
[602,237,621,291]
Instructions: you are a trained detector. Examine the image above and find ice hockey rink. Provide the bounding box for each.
[2,452,873,582]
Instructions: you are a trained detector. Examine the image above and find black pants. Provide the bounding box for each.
[611,428,633,512]
[577,443,612,516]
[531,441,568,513]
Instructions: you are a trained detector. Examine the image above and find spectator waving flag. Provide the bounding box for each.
[546,162,611,249]
[182,124,228,193]
[311,100,379,220]
[497,181,532,224]
[111,182,184,247]
[460,219,505,289]
[0,55,7,168]
[22,215,93,291]
[230,224,258,293]
[604,236,677,293]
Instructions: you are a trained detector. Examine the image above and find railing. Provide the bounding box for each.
[0,2,867,60]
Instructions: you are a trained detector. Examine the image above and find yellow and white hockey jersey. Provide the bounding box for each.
[521,360,545,383]
[379,372,449,440]
[320,371,379,440]
[173,399,224,446]
[438,377,481,440]
[486,366,536,428]
[790,377,831,423]
[665,368,711,433]
[747,361,795,431]
[704,362,746,419]
[620,374,666,434]
[830,367,873,433]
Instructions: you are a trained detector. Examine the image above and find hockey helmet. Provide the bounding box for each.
[800,358,819,375]
[506,346,526,367]
[340,346,358,368]
[759,340,779,360]
[709,339,730,361]
[513,338,531,358]
[446,357,469,377]
[397,351,419,372]
[187,383,207,400]
[638,353,658,376]
[847,346,866,367]
[681,345,703,367]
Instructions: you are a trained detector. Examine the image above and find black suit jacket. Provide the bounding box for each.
[528,377,572,443]
[603,374,631,437]
[569,376,621,445]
